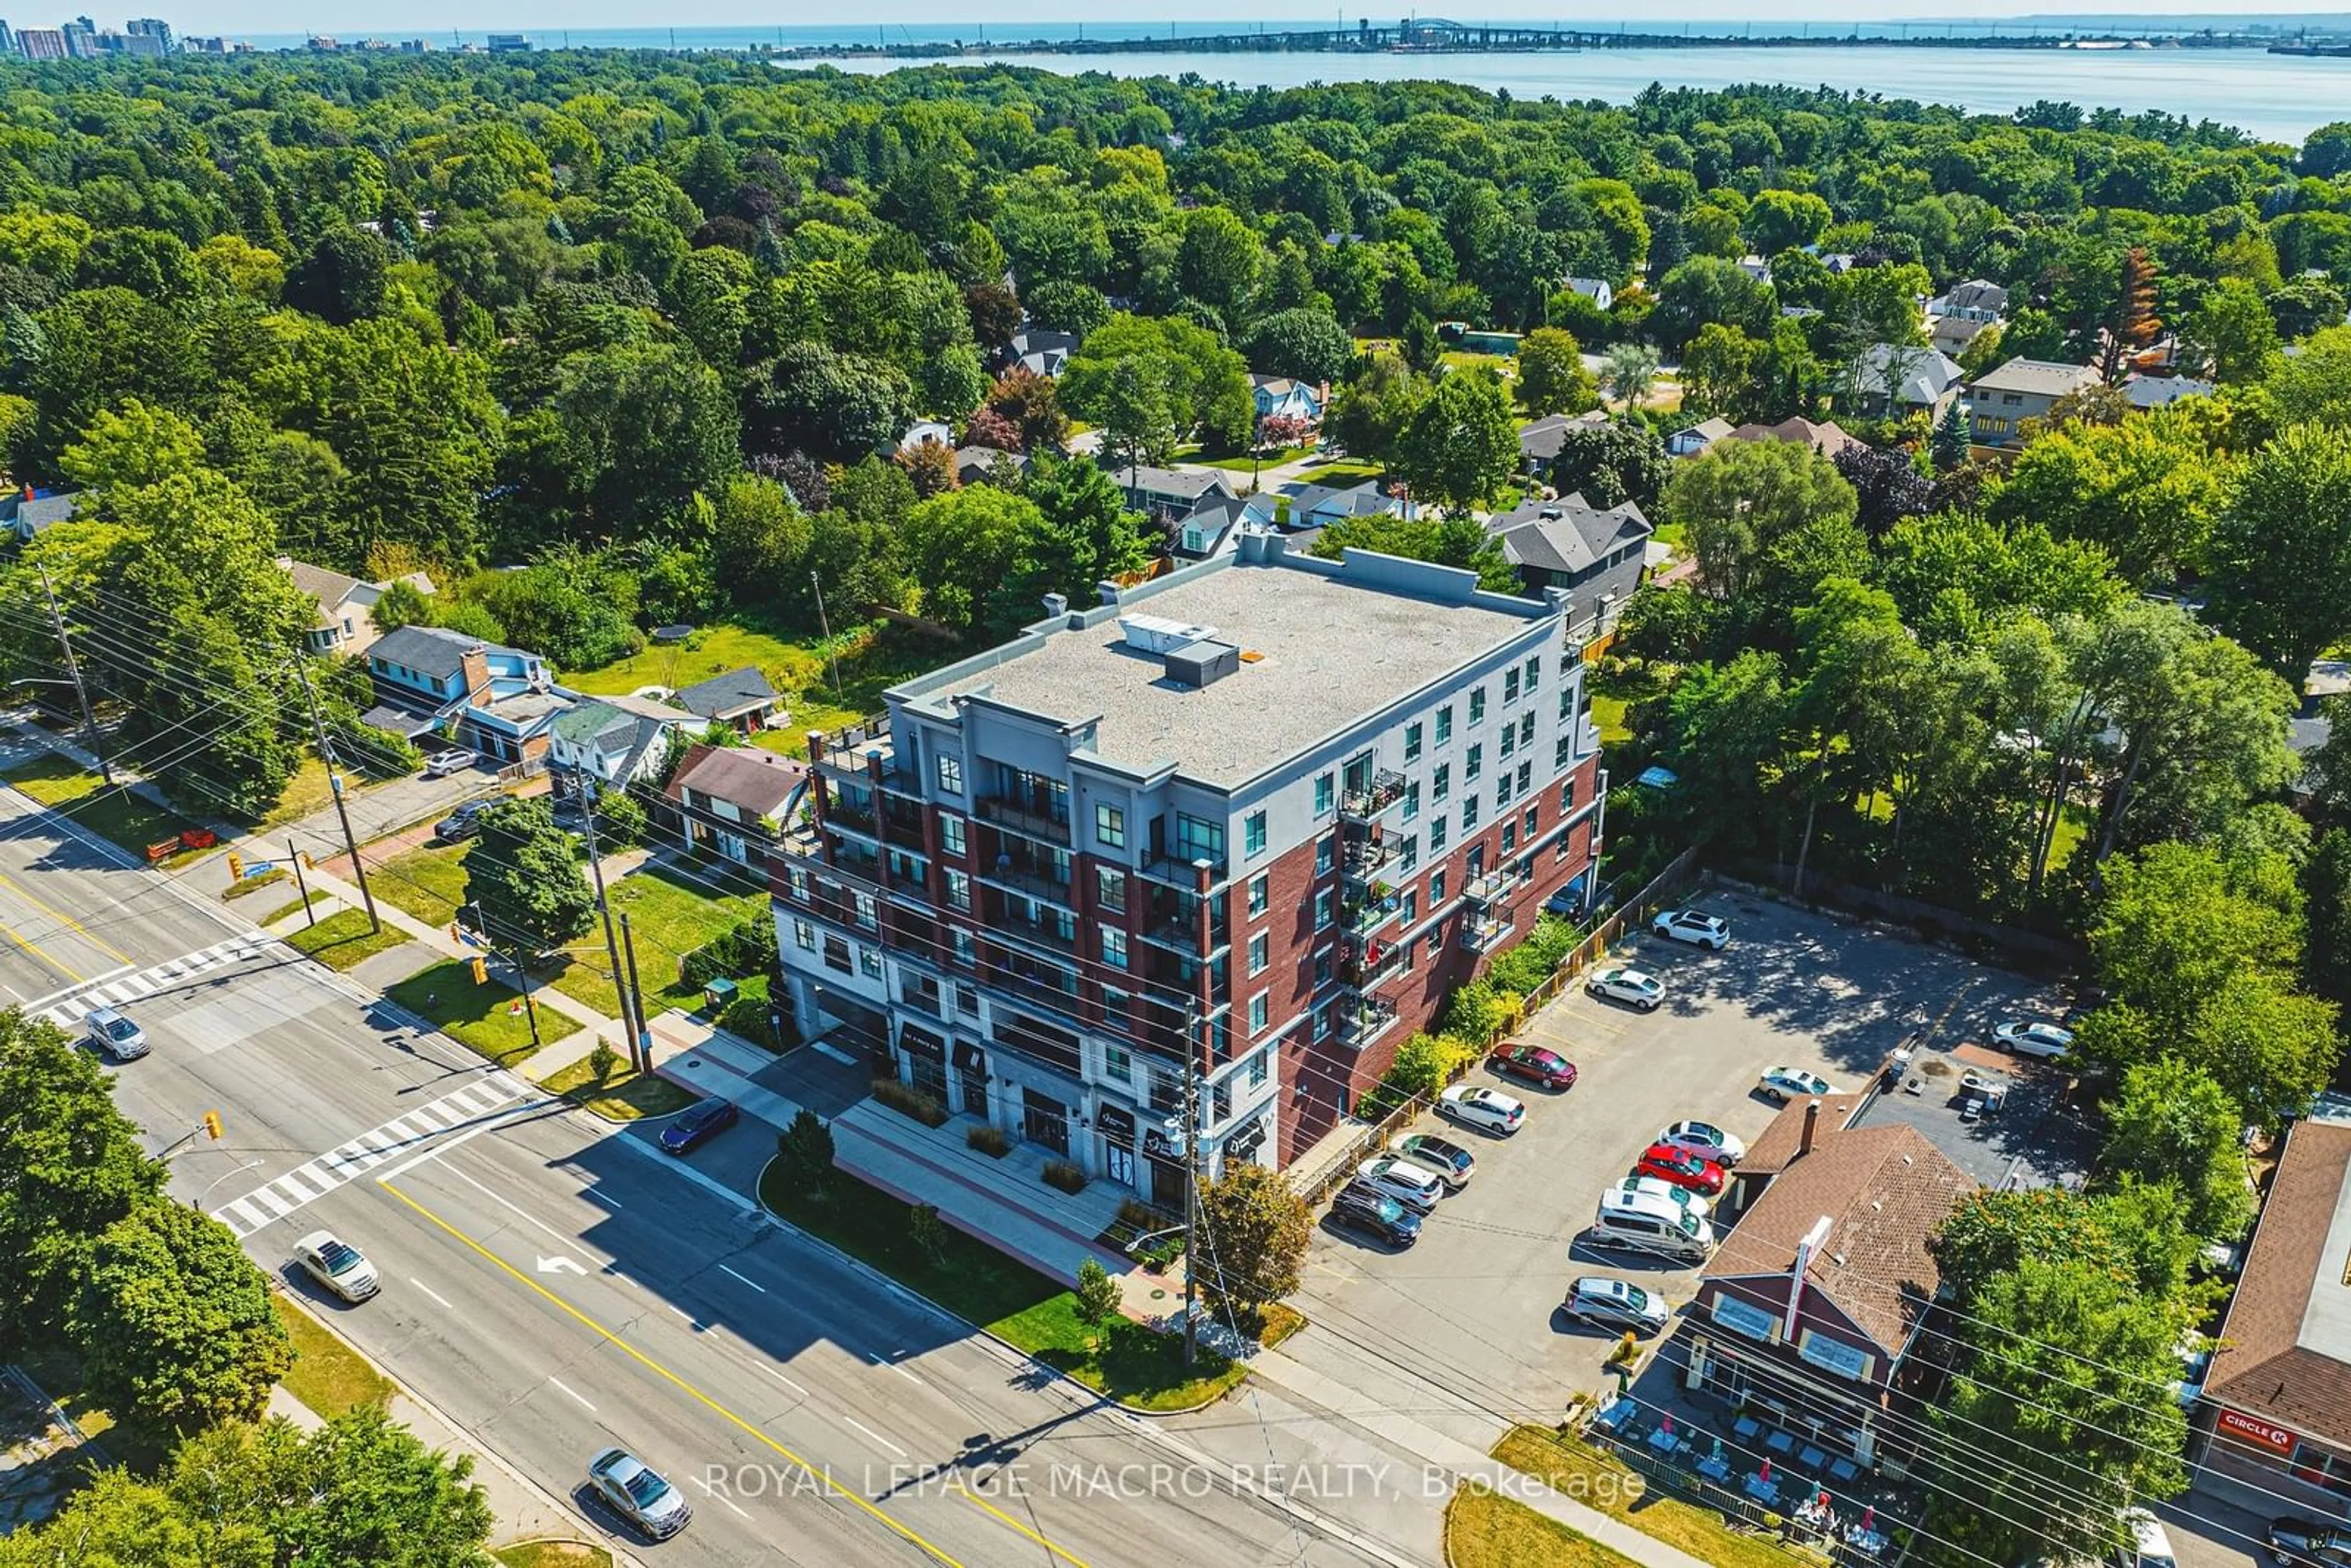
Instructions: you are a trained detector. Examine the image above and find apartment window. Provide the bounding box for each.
[1245,811,1269,860]
[1403,781,1421,822]
[1101,927,1128,970]
[952,928,976,964]
[1524,655,1542,692]
[1404,722,1423,761]
[1520,712,1536,748]
[1463,798,1480,830]
[1433,763,1451,803]
[1435,705,1453,745]
[1248,1049,1269,1088]
[1425,929,1444,959]
[1311,836,1332,876]
[1561,776,1578,812]
[1523,806,1540,837]
[945,868,972,912]
[1430,816,1448,852]
[1497,775,1513,806]
[940,814,966,857]
[1400,833,1419,871]
[1556,734,1573,768]
[787,867,810,902]
[1401,888,1417,924]
[1430,869,1447,904]
[1315,946,1334,985]
[792,917,816,951]
[1561,688,1575,721]
[1504,667,1521,704]
[852,890,878,929]
[1314,771,1335,816]
[1248,992,1270,1033]
[1097,866,1127,913]
[1105,1043,1133,1082]
[1314,888,1334,927]
[1501,822,1518,854]
[1466,743,1482,782]
[1248,872,1270,917]
[1499,724,1515,760]
[1248,931,1269,975]
[1468,686,1486,725]
[1095,803,1125,849]
[1517,760,1532,794]
[1174,812,1224,865]
[936,754,963,795]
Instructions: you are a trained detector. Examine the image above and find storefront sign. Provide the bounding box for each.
[1797,1330,1875,1383]
[2218,1408,2300,1457]
[1711,1292,1779,1344]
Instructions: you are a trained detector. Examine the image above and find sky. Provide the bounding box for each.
[98,0,2351,43]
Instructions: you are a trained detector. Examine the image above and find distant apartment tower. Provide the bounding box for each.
[0,21,14,53]
[17,26,65,55]
[126,16,173,49]
[59,16,94,54]
[485,31,529,50]
[775,532,1609,1200]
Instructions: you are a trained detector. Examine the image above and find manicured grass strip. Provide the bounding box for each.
[536,1056,697,1120]
[370,839,473,928]
[1291,460,1382,486]
[222,866,289,901]
[272,1296,394,1417]
[494,1544,613,1568]
[261,891,328,926]
[284,909,408,972]
[1259,1300,1308,1349]
[1494,1425,1815,1568]
[4,755,204,863]
[759,1161,1245,1411]
[385,959,564,1067]
[1447,1484,1642,1568]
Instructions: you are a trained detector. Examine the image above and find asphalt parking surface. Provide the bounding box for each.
[1292,891,2055,1431]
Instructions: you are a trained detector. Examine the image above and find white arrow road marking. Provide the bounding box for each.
[536,1255,587,1275]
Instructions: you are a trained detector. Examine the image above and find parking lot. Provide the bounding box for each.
[1294,890,2060,1428]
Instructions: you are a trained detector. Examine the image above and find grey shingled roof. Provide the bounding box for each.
[369,625,479,681]
[1968,356,2101,398]
[675,745,806,819]
[675,667,778,721]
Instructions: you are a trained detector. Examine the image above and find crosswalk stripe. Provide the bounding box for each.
[224,1198,268,1231]
[246,1186,294,1218]
[272,1169,320,1202]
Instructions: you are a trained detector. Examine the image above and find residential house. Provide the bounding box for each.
[362,624,572,768]
[1485,494,1652,631]
[1518,411,1609,474]
[1250,375,1324,426]
[1846,344,1965,421]
[2193,1110,2351,1516]
[779,533,1608,1194]
[1666,417,1736,458]
[280,558,435,658]
[549,694,698,790]
[1283,478,1406,528]
[956,445,1023,485]
[666,742,806,871]
[1108,463,1238,525]
[1008,327,1080,379]
[1965,356,2100,448]
[1564,276,1613,311]
[2121,372,2215,411]
[1172,495,1251,562]
[1686,1094,1974,1474]
[675,667,782,735]
[1927,279,2007,323]
[1929,313,1995,360]
[1722,416,1865,463]
[1,489,83,544]
[1735,255,1772,285]
[898,420,954,452]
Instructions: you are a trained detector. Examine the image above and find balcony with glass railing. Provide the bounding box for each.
[1341,888,1403,940]
[1460,911,1513,952]
[1138,887,1231,956]
[976,839,1076,909]
[1338,768,1408,822]
[1339,934,1404,989]
[1336,995,1401,1050]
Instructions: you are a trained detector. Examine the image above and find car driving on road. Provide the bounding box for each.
[1561,1276,1672,1335]
[83,1005,148,1062]
[1486,1040,1577,1090]
[1649,908,1730,949]
[588,1446,692,1540]
[1438,1082,1526,1134]
[293,1230,381,1302]
[1586,966,1663,1011]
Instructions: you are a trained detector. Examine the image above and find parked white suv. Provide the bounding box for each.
[1354,1154,1448,1213]
[1650,909,1730,949]
[1438,1082,1526,1135]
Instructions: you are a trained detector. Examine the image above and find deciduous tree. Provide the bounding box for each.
[1194,1162,1309,1319]
[467,798,597,956]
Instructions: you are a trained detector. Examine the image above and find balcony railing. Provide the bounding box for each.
[1460,912,1512,953]
[1463,867,1524,907]
[1339,769,1408,822]
[977,795,1072,846]
[978,853,1076,910]
[1337,996,1401,1049]
[825,794,880,835]
[1340,936,1404,989]
[1141,891,1230,952]
[1341,891,1401,939]
[983,910,1081,958]
[1341,831,1400,885]
[817,712,895,772]
[1139,850,1228,890]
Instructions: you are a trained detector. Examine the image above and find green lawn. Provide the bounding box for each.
[1448,1486,1641,1568]
[564,620,808,700]
[494,1545,613,1568]
[385,959,569,1067]
[1493,1427,1821,1568]
[536,1054,697,1120]
[2047,800,2098,871]
[1173,443,1316,472]
[1292,460,1384,487]
[284,909,408,972]
[257,754,339,830]
[261,891,328,926]
[273,1296,395,1417]
[370,839,474,928]
[547,861,764,1020]
[1590,692,1631,745]
[761,1163,1245,1410]
[3,755,206,864]
[561,617,931,744]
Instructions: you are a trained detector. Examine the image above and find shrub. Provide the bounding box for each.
[872,1078,948,1127]
[1358,1030,1480,1120]
[682,915,771,991]
[1041,1159,1087,1194]
[1439,979,1522,1048]
[587,1041,621,1083]
[967,1124,1011,1157]
[908,1201,948,1264]
[777,1108,836,1196]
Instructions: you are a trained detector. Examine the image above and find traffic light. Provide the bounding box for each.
[226,852,244,880]
[202,1111,223,1141]
[470,956,488,985]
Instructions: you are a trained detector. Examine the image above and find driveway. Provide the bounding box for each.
[260,763,539,866]
[1289,895,2057,1427]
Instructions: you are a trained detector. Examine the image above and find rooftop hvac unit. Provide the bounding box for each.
[1119,613,1220,655]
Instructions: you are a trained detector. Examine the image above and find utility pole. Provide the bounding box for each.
[577,772,639,1068]
[1182,992,1202,1367]
[619,913,652,1074]
[292,660,379,934]
[287,837,317,928]
[809,572,845,708]
[37,565,110,785]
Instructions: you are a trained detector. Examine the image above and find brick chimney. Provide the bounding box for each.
[1799,1098,1821,1160]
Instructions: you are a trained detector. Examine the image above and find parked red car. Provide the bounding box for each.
[1633,1142,1725,1196]
[1487,1040,1578,1091]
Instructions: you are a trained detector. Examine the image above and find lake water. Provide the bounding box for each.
[811,43,2351,143]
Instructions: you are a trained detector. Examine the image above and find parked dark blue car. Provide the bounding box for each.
[658,1098,738,1154]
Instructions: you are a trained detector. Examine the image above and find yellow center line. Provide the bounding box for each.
[0,910,80,985]
[383,1178,1092,1568]
[0,867,130,964]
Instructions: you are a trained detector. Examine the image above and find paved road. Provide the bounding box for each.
[0,780,1428,1567]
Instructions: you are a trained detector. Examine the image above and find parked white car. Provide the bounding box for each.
[1586,966,1664,1011]
[1650,909,1730,949]
[422,747,478,779]
[1438,1082,1526,1135]
[1658,1119,1746,1167]
[1561,1275,1672,1335]
[1994,1020,2075,1059]
[1354,1154,1448,1213]
[293,1230,380,1302]
[1612,1174,1712,1221]
[1756,1067,1837,1104]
